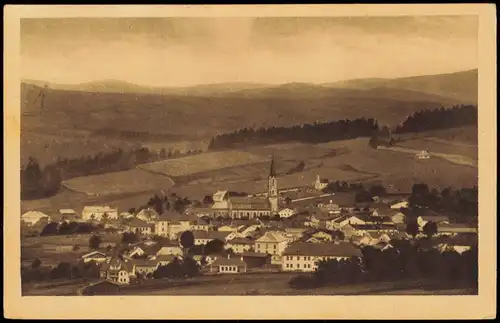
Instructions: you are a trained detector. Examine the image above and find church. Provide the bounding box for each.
[211,156,280,219]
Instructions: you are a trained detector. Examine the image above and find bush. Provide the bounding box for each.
[288,274,318,289]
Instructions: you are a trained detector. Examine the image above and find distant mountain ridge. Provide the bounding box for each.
[22,68,477,104]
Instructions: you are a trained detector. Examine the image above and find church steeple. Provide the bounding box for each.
[269,153,276,177]
[268,153,279,214]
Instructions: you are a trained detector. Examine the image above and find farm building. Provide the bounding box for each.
[154,212,198,239]
[21,211,50,226]
[282,242,362,272]
[82,206,118,221]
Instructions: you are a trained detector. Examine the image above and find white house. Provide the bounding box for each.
[100,258,132,285]
[278,208,298,219]
[255,231,289,264]
[82,206,118,221]
[282,242,362,272]
[210,254,247,274]
[21,211,50,226]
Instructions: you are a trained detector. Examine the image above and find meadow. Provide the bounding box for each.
[62,168,175,196]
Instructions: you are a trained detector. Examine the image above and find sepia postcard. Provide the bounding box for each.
[3,4,497,320]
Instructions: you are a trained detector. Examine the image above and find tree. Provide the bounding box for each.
[423,221,438,239]
[205,239,225,254]
[369,185,387,198]
[31,258,42,269]
[405,221,420,238]
[121,232,139,244]
[179,231,195,257]
[40,222,59,236]
[89,234,101,250]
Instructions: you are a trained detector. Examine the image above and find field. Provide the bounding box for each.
[138,151,268,177]
[62,168,175,196]
[21,128,478,216]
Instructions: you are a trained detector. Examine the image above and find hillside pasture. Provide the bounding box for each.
[138,151,267,177]
[395,139,477,160]
[62,169,174,196]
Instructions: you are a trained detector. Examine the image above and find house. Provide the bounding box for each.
[152,254,180,267]
[58,209,80,222]
[303,230,335,243]
[210,254,247,274]
[82,206,118,221]
[99,258,132,285]
[317,200,341,214]
[191,218,213,231]
[124,245,147,259]
[254,231,289,264]
[350,235,372,246]
[278,208,298,218]
[416,150,430,159]
[350,224,398,236]
[417,215,450,228]
[135,208,159,223]
[132,259,159,277]
[21,211,50,226]
[328,214,368,229]
[156,244,183,257]
[225,238,254,253]
[81,251,109,264]
[314,175,329,191]
[389,199,409,210]
[282,242,362,272]
[154,212,198,239]
[125,218,153,235]
[192,230,231,245]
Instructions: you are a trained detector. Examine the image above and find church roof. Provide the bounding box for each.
[269,154,276,177]
[229,197,270,210]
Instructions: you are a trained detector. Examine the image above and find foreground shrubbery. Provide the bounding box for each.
[289,239,478,289]
[22,260,100,283]
[153,257,200,279]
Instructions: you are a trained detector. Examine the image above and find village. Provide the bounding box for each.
[20,156,478,295]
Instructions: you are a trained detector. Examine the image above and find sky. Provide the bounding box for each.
[20,16,478,87]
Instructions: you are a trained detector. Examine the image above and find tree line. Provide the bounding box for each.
[208,118,379,150]
[289,239,477,290]
[394,105,478,134]
[21,147,200,200]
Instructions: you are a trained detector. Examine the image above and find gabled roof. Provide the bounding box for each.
[211,257,247,267]
[255,231,287,243]
[192,230,230,241]
[227,237,255,245]
[283,242,362,257]
[132,259,159,267]
[21,211,50,219]
[136,208,159,220]
[82,251,108,258]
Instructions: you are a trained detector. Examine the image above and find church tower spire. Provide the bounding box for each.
[268,153,279,214]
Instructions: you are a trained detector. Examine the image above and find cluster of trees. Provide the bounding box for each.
[322,181,388,203]
[152,257,200,279]
[39,221,97,236]
[208,118,379,150]
[369,125,393,148]
[409,184,478,217]
[131,193,193,216]
[289,239,478,289]
[22,259,100,283]
[394,105,478,134]
[21,146,196,200]
[188,239,226,256]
